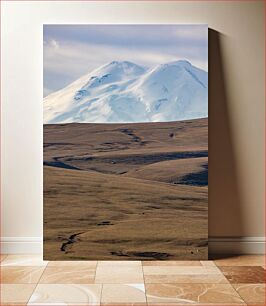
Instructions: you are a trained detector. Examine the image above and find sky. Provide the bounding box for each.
[43,24,208,97]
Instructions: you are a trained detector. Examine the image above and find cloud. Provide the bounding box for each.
[43,24,207,48]
[44,39,207,72]
[50,39,59,50]
[43,39,175,80]
[43,25,208,94]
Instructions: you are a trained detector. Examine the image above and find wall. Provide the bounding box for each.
[1,1,265,254]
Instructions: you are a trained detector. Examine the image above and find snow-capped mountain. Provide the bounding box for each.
[43,60,208,124]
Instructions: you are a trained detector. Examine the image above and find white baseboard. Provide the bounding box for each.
[0,237,43,254]
[208,236,265,255]
[0,236,265,255]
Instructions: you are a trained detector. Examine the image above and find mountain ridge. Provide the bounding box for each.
[44,60,208,124]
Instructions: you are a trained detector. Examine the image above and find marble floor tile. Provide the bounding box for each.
[143,266,221,275]
[0,254,7,261]
[95,264,144,284]
[1,255,48,267]
[233,284,266,303]
[39,266,96,284]
[200,260,217,266]
[142,260,202,266]
[101,284,146,303]
[143,265,228,284]
[1,304,28,306]
[146,304,247,306]
[145,283,245,304]
[144,274,229,284]
[214,255,265,267]
[28,284,102,305]
[101,302,148,306]
[101,304,147,306]
[98,261,142,267]
[219,266,265,284]
[48,260,97,268]
[2,266,45,284]
[1,284,36,304]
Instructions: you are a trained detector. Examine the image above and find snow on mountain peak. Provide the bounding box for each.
[162,59,191,68]
[44,60,208,124]
[95,60,146,77]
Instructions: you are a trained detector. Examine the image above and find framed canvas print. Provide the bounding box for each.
[43,24,208,260]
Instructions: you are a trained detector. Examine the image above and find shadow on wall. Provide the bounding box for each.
[208,29,244,241]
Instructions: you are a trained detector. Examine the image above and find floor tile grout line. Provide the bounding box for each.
[93,260,98,287]
[99,283,104,304]
[95,260,104,304]
[2,255,265,305]
[141,261,148,305]
[230,282,266,305]
[219,280,247,305]
[213,263,231,284]
[26,261,48,305]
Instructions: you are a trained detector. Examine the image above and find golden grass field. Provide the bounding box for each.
[43,118,208,260]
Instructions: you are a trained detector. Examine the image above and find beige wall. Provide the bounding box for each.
[1,1,265,249]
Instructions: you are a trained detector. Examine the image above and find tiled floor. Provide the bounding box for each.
[0,255,265,305]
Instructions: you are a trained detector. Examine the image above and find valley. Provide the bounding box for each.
[43,118,208,260]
